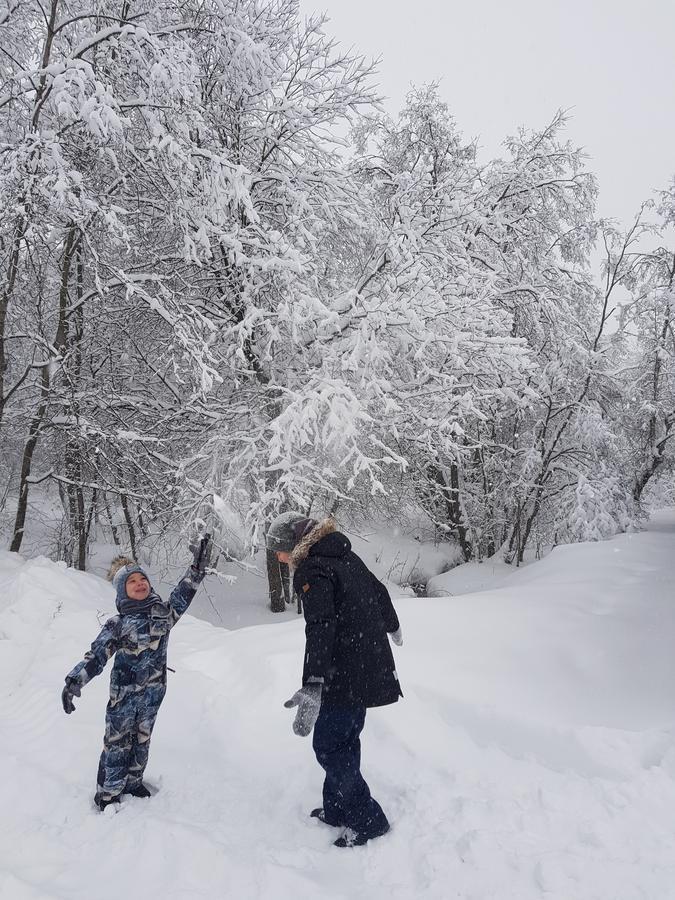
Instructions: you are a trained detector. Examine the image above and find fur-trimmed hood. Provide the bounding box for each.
[289,517,339,566]
[107,555,135,583]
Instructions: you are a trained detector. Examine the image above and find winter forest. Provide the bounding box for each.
[2,0,674,599]
[5,2,675,896]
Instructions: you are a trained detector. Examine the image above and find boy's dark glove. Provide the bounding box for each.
[284,682,322,736]
[62,679,81,714]
[189,532,212,578]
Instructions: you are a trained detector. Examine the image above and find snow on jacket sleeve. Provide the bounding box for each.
[167,567,203,626]
[66,617,121,688]
[371,574,400,634]
[294,561,337,685]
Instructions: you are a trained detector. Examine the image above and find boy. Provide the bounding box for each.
[267,512,402,848]
[61,535,212,810]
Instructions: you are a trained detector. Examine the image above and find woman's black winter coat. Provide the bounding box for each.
[292,530,402,708]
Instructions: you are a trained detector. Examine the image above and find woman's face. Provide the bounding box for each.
[125,572,151,600]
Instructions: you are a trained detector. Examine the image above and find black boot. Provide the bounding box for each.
[94,793,121,812]
[334,823,390,848]
[124,783,152,799]
[310,807,342,827]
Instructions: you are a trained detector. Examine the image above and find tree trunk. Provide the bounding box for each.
[120,493,138,559]
[428,462,473,561]
[266,549,286,613]
[10,369,50,552]
[633,411,675,501]
[0,218,27,429]
[103,495,121,545]
[63,440,87,569]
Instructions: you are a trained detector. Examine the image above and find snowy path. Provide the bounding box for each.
[3,514,675,899]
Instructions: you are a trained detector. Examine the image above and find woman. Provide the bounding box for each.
[267,512,403,848]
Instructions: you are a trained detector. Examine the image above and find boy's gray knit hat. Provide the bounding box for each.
[266,511,317,553]
[107,555,151,609]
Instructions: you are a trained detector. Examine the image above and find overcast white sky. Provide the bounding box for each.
[299,0,675,227]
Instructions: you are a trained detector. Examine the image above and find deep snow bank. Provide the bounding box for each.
[3,514,675,899]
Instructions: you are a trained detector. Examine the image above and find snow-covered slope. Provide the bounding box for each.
[3,513,675,899]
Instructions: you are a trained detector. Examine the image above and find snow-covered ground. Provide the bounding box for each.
[426,555,518,596]
[3,513,675,899]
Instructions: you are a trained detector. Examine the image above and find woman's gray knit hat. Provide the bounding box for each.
[266,511,317,553]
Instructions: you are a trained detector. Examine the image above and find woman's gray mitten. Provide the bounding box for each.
[284,683,322,736]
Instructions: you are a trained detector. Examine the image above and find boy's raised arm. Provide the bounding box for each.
[167,534,212,626]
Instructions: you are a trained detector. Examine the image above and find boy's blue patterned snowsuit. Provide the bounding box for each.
[66,570,202,801]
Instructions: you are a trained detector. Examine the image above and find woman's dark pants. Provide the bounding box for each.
[312,703,390,838]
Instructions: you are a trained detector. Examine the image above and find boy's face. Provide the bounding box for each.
[125,572,151,601]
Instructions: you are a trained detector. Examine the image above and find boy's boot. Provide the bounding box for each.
[94,793,121,812]
[125,783,152,799]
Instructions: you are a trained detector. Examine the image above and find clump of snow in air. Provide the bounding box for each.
[212,492,249,561]
[3,512,675,899]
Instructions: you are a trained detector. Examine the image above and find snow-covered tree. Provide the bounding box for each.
[607,193,675,504]
[0,1,216,562]
[0,3,661,601]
